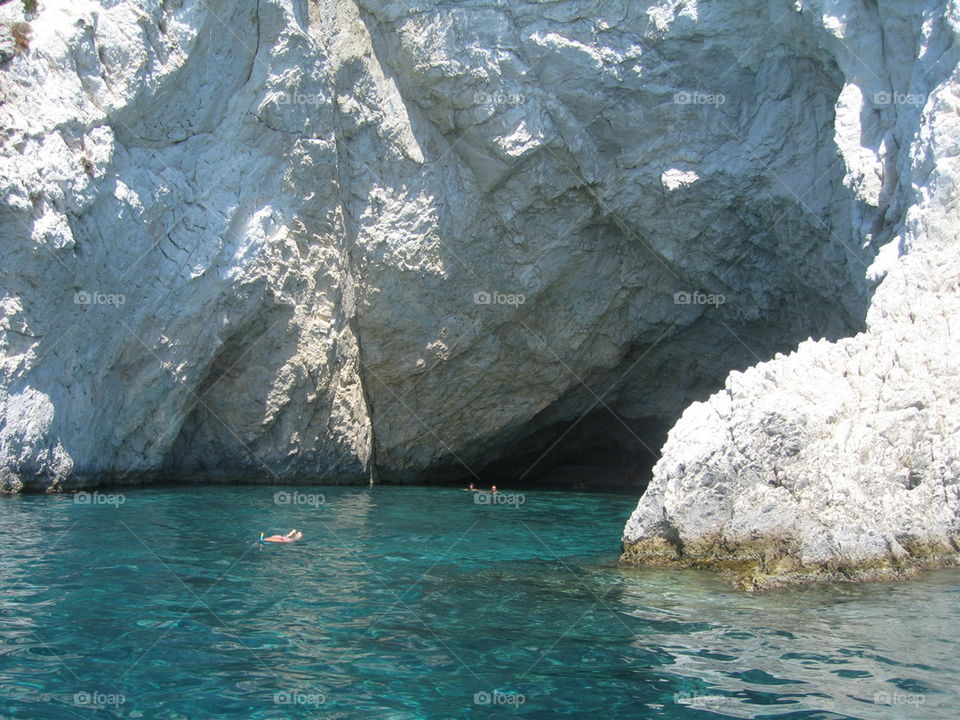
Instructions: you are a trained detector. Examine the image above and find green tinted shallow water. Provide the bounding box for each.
[1,485,957,719]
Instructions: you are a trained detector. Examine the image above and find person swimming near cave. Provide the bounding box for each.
[464,482,478,491]
[261,529,303,543]
[489,485,500,494]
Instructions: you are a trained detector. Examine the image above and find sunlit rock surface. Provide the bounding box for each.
[623,0,960,587]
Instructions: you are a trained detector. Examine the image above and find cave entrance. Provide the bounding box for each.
[480,410,667,495]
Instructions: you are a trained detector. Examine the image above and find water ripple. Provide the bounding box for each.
[0,486,957,719]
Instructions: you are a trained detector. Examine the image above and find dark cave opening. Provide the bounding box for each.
[477,410,668,495]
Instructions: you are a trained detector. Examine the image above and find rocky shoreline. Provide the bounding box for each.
[621,534,960,591]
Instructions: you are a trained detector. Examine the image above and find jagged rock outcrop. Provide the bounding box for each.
[1,0,376,487]
[623,0,960,587]
[0,0,953,516]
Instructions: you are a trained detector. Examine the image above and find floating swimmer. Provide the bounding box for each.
[260,529,303,543]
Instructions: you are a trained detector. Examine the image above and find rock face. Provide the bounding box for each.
[623,1,960,587]
[0,0,955,545]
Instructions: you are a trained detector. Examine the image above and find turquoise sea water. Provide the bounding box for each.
[1,485,957,719]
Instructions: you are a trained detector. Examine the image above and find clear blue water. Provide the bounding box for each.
[1,485,958,719]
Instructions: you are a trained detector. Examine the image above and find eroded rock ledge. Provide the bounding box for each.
[622,535,960,591]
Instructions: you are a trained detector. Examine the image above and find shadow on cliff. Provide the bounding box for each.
[324,1,895,492]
